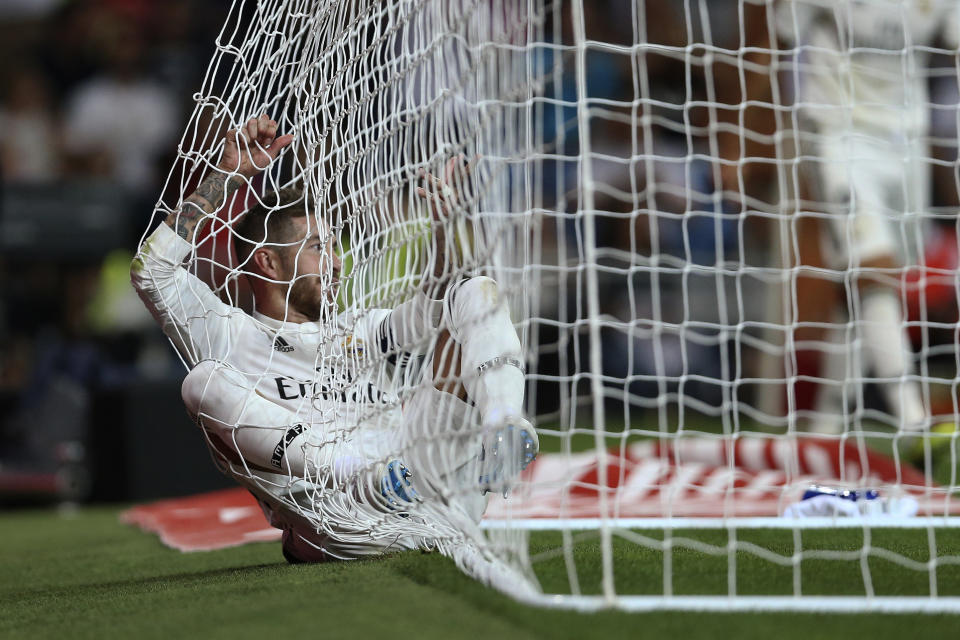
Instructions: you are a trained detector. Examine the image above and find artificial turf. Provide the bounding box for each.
[2,506,960,639]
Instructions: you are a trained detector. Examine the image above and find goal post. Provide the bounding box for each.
[139,0,960,612]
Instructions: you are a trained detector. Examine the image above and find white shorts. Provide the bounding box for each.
[229,386,488,562]
[800,122,929,269]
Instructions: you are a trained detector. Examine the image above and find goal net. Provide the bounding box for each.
[138,0,960,612]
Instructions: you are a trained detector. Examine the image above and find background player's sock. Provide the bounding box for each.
[810,314,848,434]
[860,289,926,431]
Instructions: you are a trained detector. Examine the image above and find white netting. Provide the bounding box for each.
[135,0,540,591]
[134,0,960,611]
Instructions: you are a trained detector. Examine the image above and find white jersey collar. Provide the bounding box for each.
[252,309,324,336]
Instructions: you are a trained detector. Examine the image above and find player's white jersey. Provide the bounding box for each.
[131,223,409,433]
[776,0,960,135]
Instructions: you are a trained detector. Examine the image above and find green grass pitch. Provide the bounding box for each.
[2,507,960,639]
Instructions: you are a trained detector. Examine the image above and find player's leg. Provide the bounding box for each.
[442,277,524,419]
[809,127,926,434]
[253,490,423,564]
[181,360,312,474]
[791,198,847,433]
[400,382,489,522]
[809,305,852,434]
[441,276,538,492]
[854,256,926,431]
[845,136,927,432]
[181,360,418,509]
[796,139,848,433]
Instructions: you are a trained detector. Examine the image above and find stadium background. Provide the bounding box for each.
[3,0,959,508]
[1,0,243,504]
[2,1,960,635]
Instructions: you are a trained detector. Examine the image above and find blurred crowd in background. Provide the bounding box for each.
[0,0,231,503]
[1,0,959,505]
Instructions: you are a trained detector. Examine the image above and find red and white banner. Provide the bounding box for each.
[122,488,280,551]
[123,437,960,552]
[485,437,958,519]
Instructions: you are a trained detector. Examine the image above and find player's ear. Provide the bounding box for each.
[252,247,284,280]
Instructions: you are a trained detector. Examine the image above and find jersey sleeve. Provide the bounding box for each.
[130,223,241,366]
[368,293,442,360]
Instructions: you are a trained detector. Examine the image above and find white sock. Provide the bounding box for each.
[811,336,847,434]
[860,290,926,430]
[444,277,525,424]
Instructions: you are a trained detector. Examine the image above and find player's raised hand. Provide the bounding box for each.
[416,155,477,288]
[219,113,294,179]
[416,155,475,220]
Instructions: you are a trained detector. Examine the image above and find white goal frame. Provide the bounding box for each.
[142,0,960,613]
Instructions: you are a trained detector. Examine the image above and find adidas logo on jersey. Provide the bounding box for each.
[273,336,294,353]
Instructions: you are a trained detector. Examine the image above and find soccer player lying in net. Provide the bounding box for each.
[131,114,538,562]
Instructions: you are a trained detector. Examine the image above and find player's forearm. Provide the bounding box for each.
[432,227,449,283]
[132,214,235,366]
[375,293,443,362]
[164,171,244,243]
[430,221,462,299]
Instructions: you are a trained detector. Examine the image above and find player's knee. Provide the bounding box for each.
[181,360,218,416]
[856,254,901,292]
[445,276,502,323]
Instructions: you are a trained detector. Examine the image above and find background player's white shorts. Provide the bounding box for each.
[800,121,929,270]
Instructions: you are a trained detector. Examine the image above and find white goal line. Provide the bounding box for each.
[517,595,960,614]
[481,516,960,530]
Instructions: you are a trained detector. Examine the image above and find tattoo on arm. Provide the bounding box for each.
[165,172,243,242]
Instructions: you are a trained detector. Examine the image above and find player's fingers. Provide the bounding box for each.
[235,123,253,152]
[416,186,449,215]
[264,120,278,145]
[222,128,240,165]
[418,185,443,202]
[419,172,441,193]
[432,174,456,202]
[224,128,239,147]
[444,156,458,183]
[246,117,259,143]
[258,114,275,144]
[460,154,480,178]
[424,175,451,203]
[449,155,472,191]
[267,133,295,158]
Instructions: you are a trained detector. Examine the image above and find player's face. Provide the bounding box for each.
[280,217,341,321]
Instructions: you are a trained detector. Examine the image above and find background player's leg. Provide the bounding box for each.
[857,271,926,431]
[810,305,850,435]
[847,135,927,432]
